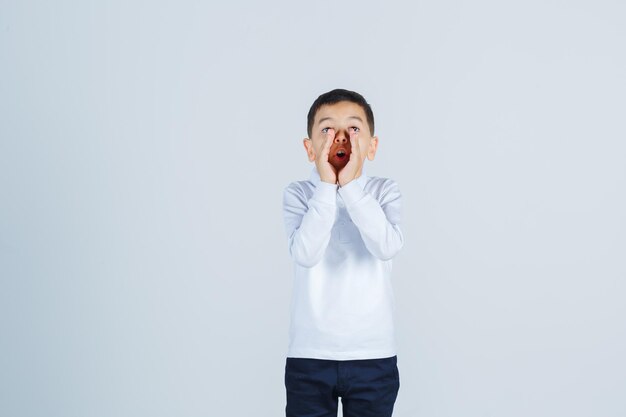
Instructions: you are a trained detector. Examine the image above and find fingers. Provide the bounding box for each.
[349,129,360,159]
[318,128,335,161]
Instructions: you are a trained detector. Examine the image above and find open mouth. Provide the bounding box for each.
[336,149,348,160]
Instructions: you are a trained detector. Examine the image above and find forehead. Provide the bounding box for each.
[314,101,367,124]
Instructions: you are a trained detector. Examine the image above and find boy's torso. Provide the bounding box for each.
[285,166,400,361]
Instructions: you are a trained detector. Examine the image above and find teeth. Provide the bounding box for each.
[337,150,346,156]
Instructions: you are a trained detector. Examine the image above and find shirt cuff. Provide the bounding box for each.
[312,181,338,205]
[338,178,366,206]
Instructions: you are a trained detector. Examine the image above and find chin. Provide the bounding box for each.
[332,162,348,172]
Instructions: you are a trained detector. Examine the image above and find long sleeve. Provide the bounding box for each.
[283,181,338,268]
[337,178,404,260]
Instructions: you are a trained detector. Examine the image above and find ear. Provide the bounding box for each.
[366,136,379,160]
[303,138,315,162]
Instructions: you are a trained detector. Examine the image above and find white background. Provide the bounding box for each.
[1,1,625,416]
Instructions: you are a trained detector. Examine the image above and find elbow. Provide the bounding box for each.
[372,230,405,261]
[294,256,322,268]
[377,252,396,262]
[286,229,332,268]
[289,243,324,268]
[375,245,402,261]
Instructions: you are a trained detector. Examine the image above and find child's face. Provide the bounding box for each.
[303,101,378,173]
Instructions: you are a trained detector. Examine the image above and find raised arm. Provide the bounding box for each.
[283,182,337,268]
[338,178,404,260]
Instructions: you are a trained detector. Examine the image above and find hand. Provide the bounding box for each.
[316,128,338,184]
[338,129,363,186]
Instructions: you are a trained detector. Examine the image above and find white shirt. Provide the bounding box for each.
[282,164,404,360]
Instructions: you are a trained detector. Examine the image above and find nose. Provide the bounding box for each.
[334,131,348,144]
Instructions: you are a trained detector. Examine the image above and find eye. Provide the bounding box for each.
[321,127,331,133]
[351,126,360,133]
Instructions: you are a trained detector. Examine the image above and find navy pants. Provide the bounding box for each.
[284,355,400,417]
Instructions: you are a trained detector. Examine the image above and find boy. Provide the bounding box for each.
[282,88,404,417]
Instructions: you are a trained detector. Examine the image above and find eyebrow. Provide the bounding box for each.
[317,116,364,125]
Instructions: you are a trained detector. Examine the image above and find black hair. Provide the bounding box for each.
[306,88,375,138]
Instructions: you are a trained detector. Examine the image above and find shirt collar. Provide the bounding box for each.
[309,164,369,189]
